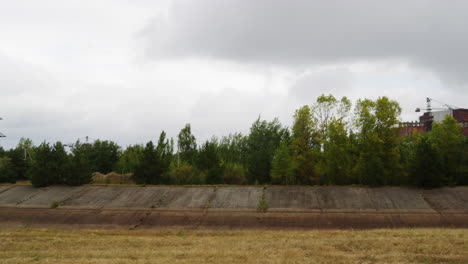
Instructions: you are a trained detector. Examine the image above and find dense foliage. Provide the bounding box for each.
[0,94,466,188]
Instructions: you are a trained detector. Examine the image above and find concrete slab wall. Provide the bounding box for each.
[20,186,84,206]
[106,187,168,208]
[62,186,125,207]
[0,185,466,213]
[211,187,263,209]
[314,187,376,210]
[0,186,41,205]
[0,186,13,194]
[158,187,215,209]
[368,187,434,211]
[422,187,468,211]
[265,187,320,209]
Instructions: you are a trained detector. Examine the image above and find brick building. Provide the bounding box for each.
[399,108,468,136]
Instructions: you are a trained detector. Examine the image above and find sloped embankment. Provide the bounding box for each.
[0,185,467,229]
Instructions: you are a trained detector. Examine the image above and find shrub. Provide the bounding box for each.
[50,201,60,208]
[223,163,247,185]
[0,157,17,183]
[168,162,196,185]
[257,199,269,212]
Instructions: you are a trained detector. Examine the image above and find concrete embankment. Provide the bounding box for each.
[0,185,467,229]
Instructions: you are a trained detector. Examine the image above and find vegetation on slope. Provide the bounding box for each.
[0,94,466,188]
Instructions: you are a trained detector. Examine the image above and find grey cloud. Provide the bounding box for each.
[144,0,468,84]
[189,88,298,141]
[290,67,354,104]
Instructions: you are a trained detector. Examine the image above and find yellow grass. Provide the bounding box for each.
[0,228,467,263]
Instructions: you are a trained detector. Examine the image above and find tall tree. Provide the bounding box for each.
[321,120,353,185]
[218,133,248,165]
[114,144,144,174]
[0,157,16,183]
[196,139,223,184]
[177,123,197,164]
[133,131,173,184]
[6,138,34,180]
[246,117,289,184]
[88,140,120,173]
[271,139,295,185]
[354,97,402,185]
[429,115,464,185]
[65,141,93,186]
[290,106,319,185]
[313,95,352,185]
[410,134,443,188]
[29,142,69,187]
[29,142,54,187]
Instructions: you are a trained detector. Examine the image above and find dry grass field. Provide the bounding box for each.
[0,228,467,264]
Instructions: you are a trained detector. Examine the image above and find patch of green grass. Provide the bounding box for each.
[50,201,60,209]
[257,199,269,212]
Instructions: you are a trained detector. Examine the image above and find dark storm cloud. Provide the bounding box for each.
[144,0,468,83]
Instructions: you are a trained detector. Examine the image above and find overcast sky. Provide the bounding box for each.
[1,0,467,149]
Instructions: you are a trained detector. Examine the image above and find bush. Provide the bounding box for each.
[223,163,247,185]
[50,201,60,208]
[205,166,224,184]
[257,199,269,212]
[0,157,17,183]
[169,162,196,184]
[29,142,55,187]
[65,154,92,186]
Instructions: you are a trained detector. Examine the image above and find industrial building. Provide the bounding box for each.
[399,98,468,136]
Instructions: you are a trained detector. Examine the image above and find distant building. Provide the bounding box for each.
[398,121,425,136]
[399,108,468,136]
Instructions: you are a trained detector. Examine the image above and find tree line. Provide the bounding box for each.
[0,95,466,188]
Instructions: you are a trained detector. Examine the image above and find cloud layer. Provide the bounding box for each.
[0,1,466,149]
[145,0,468,84]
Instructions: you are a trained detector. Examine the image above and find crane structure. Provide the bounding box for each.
[401,97,467,136]
[414,97,461,131]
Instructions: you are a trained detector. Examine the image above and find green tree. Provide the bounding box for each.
[0,157,16,183]
[6,138,34,180]
[271,140,295,185]
[168,161,196,184]
[223,162,247,185]
[460,137,468,185]
[429,115,464,185]
[133,141,158,184]
[114,144,144,174]
[312,95,351,140]
[246,117,289,184]
[177,123,197,164]
[321,120,353,185]
[133,131,173,184]
[88,140,120,173]
[312,95,352,185]
[354,97,402,185]
[196,139,223,184]
[218,133,248,165]
[29,142,70,187]
[410,134,443,188]
[291,106,319,185]
[156,131,174,184]
[65,141,93,186]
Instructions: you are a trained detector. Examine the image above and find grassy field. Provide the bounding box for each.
[0,228,467,263]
